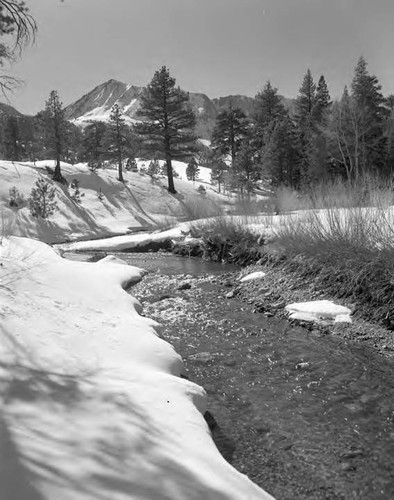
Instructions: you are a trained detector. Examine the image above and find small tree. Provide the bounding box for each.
[186,157,199,183]
[147,159,160,178]
[210,158,228,193]
[211,105,249,166]
[28,177,58,218]
[70,179,84,203]
[8,186,24,207]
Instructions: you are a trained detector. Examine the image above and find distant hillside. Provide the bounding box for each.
[0,102,23,117]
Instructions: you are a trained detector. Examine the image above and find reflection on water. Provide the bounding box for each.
[63,251,238,276]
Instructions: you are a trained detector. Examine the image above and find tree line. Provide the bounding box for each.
[208,56,394,195]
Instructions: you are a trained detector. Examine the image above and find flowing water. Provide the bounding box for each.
[64,250,394,498]
[63,251,238,275]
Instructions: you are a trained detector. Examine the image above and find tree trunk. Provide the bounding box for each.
[166,157,176,194]
[53,156,64,183]
[118,155,124,182]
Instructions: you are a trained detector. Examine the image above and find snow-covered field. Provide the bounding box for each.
[0,160,229,243]
[0,236,274,500]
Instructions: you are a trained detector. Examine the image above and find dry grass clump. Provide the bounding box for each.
[189,216,265,265]
[272,179,394,325]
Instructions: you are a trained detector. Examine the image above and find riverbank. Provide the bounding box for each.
[132,269,394,500]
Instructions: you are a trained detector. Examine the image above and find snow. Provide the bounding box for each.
[240,271,266,282]
[0,236,274,500]
[62,223,191,252]
[285,300,352,324]
[0,160,228,243]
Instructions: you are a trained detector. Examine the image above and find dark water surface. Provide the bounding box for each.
[63,251,238,275]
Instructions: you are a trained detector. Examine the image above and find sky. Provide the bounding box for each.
[4,0,394,115]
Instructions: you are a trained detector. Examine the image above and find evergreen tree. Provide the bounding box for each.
[135,66,197,194]
[210,157,228,193]
[265,117,301,188]
[295,69,317,183]
[232,139,261,195]
[254,81,286,139]
[186,157,199,183]
[147,158,160,178]
[28,176,58,218]
[350,56,389,175]
[313,75,331,124]
[296,69,316,126]
[81,122,107,171]
[41,90,67,182]
[211,105,249,165]
[104,104,130,182]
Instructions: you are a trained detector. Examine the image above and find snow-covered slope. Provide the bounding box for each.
[0,236,275,500]
[0,160,228,243]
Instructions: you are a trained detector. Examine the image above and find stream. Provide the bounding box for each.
[64,251,394,499]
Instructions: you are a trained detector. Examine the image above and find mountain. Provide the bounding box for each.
[64,79,262,140]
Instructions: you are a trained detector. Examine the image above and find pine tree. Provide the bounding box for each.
[104,104,131,182]
[41,90,67,182]
[186,157,199,183]
[81,122,107,171]
[295,69,317,183]
[254,81,286,136]
[28,176,58,218]
[265,117,301,188]
[232,140,261,195]
[147,159,160,178]
[135,66,197,194]
[313,75,331,124]
[350,56,389,175]
[296,69,316,126]
[210,157,228,193]
[211,105,249,165]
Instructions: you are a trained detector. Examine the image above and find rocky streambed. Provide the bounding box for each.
[131,268,394,500]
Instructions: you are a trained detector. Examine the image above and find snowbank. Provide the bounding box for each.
[61,223,191,252]
[285,300,352,324]
[0,236,274,500]
[0,160,228,243]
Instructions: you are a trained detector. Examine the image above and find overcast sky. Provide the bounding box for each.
[5,0,394,114]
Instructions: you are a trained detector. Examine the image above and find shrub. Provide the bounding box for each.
[28,177,58,218]
[8,186,24,208]
[88,161,101,172]
[70,179,85,203]
[190,217,265,265]
[197,184,207,195]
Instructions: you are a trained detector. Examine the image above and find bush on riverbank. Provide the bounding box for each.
[187,217,265,266]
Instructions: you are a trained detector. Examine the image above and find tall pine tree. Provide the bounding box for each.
[211,105,249,166]
[104,104,130,182]
[350,56,389,175]
[135,66,197,194]
[41,90,67,182]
